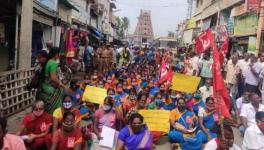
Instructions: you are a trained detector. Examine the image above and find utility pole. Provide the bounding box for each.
[256,0,264,54]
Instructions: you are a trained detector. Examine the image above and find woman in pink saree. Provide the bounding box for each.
[116,113,153,150]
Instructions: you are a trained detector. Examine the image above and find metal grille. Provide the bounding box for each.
[0,68,36,117]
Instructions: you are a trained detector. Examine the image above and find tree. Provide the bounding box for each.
[168,31,175,38]
[122,17,130,37]
[115,16,130,39]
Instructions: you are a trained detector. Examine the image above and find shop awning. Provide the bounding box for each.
[59,0,79,12]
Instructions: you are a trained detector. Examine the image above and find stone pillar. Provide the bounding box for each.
[18,0,33,69]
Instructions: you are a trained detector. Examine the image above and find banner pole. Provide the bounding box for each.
[216,91,225,140]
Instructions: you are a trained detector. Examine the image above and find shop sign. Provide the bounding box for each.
[37,0,58,11]
[248,36,257,55]
[247,0,261,12]
[234,13,258,36]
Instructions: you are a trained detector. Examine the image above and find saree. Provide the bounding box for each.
[192,100,205,116]
[196,111,217,143]
[168,109,201,150]
[118,125,153,150]
[37,60,64,114]
[21,112,53,149]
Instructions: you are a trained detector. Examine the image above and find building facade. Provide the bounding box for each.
[178,0,264,54]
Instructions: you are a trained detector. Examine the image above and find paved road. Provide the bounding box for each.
[7,108,243,150]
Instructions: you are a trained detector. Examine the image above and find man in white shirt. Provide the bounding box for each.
[242,111,264,150]
[199,79,213,102]
[240,93,264,135]
[237,53,250,97]
[245,55,262,93]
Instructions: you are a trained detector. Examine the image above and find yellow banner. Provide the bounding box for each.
[138,110,170,133]
[82,86,107,104]
[171,73,201,93]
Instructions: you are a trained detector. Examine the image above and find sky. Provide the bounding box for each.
[114,0,188,37]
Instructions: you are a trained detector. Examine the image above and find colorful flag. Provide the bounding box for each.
[195,29,214,53]
[212,45,231,118]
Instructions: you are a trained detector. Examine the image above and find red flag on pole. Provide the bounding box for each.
[219,36,230,66]
[212,45,231,118]
[159,60,173,84]
[195,29,214,53]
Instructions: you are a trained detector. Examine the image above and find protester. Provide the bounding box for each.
[83,38,94,76]
[224,55,240,99]
[50,112,82,150]
[198,79,213,102]
[93,96,122,140]
[242,111,264,149]
[0,117,26,150]
[237,53,250,96]
[235,91,250,136]
[199,53,213,86]
[17,101,53,149]
[240,92,264,135]
[37,47,67,114]
[204,124,241,150]
[53,95,81,132]
[196,97,217,143]
[244,55,262,93]
[116,113,153,150]
[190,94,204,115]
[168,98,201,150]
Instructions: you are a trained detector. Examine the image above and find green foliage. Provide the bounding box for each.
[116,16,130,39]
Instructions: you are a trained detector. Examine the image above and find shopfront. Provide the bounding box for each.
[233,12,258,54]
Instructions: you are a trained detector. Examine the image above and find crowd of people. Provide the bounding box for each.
[1,38,264,150]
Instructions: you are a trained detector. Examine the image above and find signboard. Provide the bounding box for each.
[248,36,257,55]
[82,86,107,104]
[247,0,261,12]
[234,13,258,36]
[37,0,58,11]
[171,73,201,93]
[138,110,170,133]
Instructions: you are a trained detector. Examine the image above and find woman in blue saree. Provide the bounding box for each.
[168,98,201,150]
[192,92,205,116]
[116,113,153,150]
[196,97,218,143]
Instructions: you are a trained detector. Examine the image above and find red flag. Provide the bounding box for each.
[220,36,229,54]
[219,36,230,66]
[159,60,173,84]
[195,29,214,53]
[212,45,231,118]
